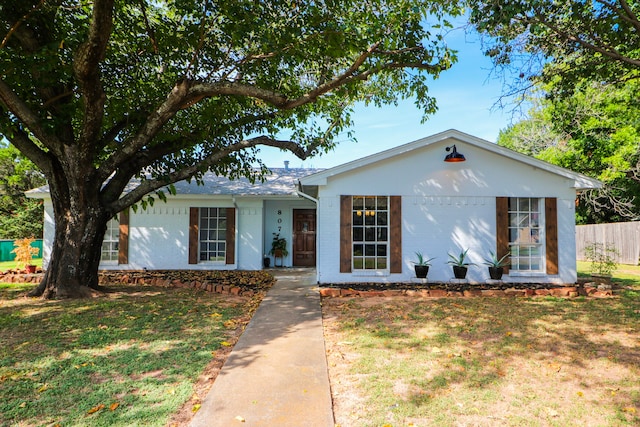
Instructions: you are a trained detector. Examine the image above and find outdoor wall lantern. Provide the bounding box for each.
[444,144,466,162]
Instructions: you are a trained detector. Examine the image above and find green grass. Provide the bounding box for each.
[0,280,265,427]
[325,263,640,426]
[0,258,43,271]
[578,260,640,288]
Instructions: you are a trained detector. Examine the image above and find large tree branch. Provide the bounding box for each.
[99,41,438,181]
[528,9,640,68]
[190,46,443,109]
[109,134,325,212]
[141,110,280,167]
[596,0,640,34]
[3,122,52,175]
[0,80,63,155]
[191,42,382,110]
[73,0,114,150]
[96,79,196,181]
[100,109,285,202]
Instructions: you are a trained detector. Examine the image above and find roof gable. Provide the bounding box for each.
[299,129,601,190]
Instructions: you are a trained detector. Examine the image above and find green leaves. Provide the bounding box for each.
[497,78,640,223]
[0,142,45,239]
[2,1,466,294]
[469,0,640,98]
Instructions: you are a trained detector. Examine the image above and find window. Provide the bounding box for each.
[189,207,235,265]
[101,216,119,262]
[199,208,227,262]
[352,196,389,270]
[508,197,543,272]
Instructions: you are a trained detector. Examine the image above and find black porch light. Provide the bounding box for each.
[444,145,466,162]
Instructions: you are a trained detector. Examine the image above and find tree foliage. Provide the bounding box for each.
[0,140,44,239]
[468,0,640,99]
[470,0,640,224]
[498,80,640,223]
[0,0,463,297]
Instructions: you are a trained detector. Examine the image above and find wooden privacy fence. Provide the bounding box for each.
[576,221,640,265]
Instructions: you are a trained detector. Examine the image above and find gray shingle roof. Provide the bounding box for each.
[171,168,323,196]
[26,168,324,198]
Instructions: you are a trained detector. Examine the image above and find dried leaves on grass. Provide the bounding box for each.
[323,292,640,426]
[0,272,272,427]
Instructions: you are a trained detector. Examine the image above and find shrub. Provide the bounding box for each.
[584,242,618,276]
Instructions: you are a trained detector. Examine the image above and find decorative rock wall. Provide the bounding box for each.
[0,269,275,297]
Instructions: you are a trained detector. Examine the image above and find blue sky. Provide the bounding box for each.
[259,24,516,169]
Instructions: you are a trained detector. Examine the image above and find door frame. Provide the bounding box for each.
[292,208,317,267]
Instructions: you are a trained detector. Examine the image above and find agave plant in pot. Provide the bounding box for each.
[482,251,510,280]
[413,252,435,279]
[447,248,474,279]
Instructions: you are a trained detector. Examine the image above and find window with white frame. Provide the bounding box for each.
[199,208,227,262]
[101,217,119,262]
[352,196,388,270]
[508,197,544,272]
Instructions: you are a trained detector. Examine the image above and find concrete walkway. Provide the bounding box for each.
[190,269,334,427]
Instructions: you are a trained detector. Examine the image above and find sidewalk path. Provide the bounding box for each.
[190,269,334,427]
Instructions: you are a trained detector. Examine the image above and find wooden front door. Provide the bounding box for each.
[293,209,316,267]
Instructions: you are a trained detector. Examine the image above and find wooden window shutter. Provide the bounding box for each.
[495,197,509,274]
[339,196,352,273]
[225,208,236,265]
[389,196,402,273]
[545,198,559,275]
[188,207,199,264]
[118,209,129,265]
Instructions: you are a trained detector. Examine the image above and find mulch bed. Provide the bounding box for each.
[319,278,617,298]
[320,281,574,292]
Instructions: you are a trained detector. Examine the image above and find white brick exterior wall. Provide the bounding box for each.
[313,138,578,284]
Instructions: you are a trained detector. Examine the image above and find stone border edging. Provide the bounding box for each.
[319,285,614,299]
[97,271,271,297]
[0,272,42,283]
[2,271,615,298]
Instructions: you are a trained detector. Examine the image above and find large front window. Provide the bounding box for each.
[352,196,388,270]
[199,208,227,262]
[509,197,544,272]
[101,217,119,262]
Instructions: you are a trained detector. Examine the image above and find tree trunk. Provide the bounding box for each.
[29,167,110,299]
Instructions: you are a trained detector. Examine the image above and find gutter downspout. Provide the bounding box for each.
[232,196,239,270]
[295,190,318,204]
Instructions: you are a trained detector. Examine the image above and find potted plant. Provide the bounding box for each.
[269,233,288,266]
[447,248,474,279]
[412,252,435,279]
[12,237,40,273]
[584,242,618,285]
[482,251,510,280]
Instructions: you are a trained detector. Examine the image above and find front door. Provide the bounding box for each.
[293,209,316,267]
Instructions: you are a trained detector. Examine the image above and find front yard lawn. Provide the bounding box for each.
[0,279,269,427]
[324,265,640,426]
